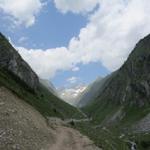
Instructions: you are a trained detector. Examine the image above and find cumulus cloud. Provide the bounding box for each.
[16,0,150,79]
[72,66,80,72]
[17,46,76,78]
[0,0,43,27]
[53,0,99,14]
[68,0,150,70]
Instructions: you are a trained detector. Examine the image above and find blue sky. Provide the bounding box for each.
[0,0,110,88]
[53,62,109,87]
[0,1,87,49]
[0,0,150,100]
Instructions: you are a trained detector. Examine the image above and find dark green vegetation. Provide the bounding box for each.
[73,106,150,149]
[0,33,83,119]
[73,121,150,150]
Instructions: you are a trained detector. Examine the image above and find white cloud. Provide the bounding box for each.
[67,77,78,84]
[0,0,43,27]
[18,36,28,44]
[72,67,80,72]
[68,0,150,70]
[15,0,150,79]
[53,0,99,14]
[17,46,77,79]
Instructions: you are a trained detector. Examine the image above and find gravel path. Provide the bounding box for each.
[49,126,100,150]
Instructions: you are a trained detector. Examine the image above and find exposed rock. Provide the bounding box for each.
[106,107,125,124]
[0,33,39,90]
[0,102,5,106]
[12,144,21,150]
[46,117,67,127]
[133,113,150,133]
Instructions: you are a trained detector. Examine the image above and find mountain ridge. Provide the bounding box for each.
[0,32,83,119]
[83,33,150,125]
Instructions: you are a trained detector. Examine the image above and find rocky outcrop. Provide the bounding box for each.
[0,33,39,90]
[133,113,150,133]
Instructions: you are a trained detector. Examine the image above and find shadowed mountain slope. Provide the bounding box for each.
[83,34,150,126]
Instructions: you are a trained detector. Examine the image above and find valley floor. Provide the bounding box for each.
[49,126,100,150]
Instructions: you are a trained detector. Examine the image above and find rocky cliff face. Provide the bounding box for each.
[0,33,39,90]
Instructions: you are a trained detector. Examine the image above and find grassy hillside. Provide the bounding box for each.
[73,104,150,149]
[73,121,150,150]
[0,68,84,119]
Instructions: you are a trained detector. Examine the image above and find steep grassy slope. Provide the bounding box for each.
[77,72,118,108]
[0,33,83,119]
[76,77,103,107]
[83,34,150,124]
